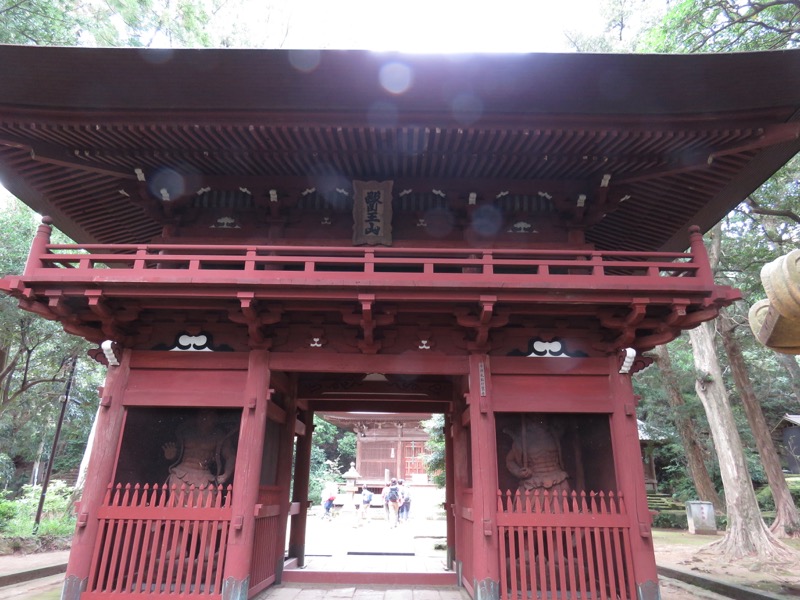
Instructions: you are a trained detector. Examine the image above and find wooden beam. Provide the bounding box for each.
[268,352,468,374]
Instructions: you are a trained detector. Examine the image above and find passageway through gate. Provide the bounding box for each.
[280,371,458,586]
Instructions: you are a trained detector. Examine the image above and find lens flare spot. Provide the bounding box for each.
[470,204,503,237]
[379,62,413,95]
[288,50,321,73]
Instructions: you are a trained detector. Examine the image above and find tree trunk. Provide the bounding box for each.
[70,406,100,509]
[689,321,795,562]
[776,353,800,405]
[653,344,723,512]
[719,308,800,538]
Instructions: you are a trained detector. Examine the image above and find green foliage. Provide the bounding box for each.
[337,432,356,468]
[641,0,800,52]
[0,0,85,45]
[85,0,215,47]
[0,196,104,493]
[422,414,446,488]
[651,510,687,530]
[307,415,354,504]
[755,476,800,511]
[307,446,344,505]
[0,0,225,49]
[0,480,75,537]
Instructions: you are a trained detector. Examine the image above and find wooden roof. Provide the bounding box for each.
[2,46,800,251]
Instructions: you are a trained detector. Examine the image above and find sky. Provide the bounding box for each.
[218,0,608,53]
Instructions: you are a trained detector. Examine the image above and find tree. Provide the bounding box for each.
[719,305,800,537]
[627,0,800,557]
[652,344,724,511]
[0,0,226,49]
[0,0,84,45]
[0,198,103,490]
[690,318,796,560]
[688,227,797,561]
[422,414,446,488]
[643,0,800,52]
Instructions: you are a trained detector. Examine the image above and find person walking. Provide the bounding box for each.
[321,482,337,520]
[398,479,411,522]
[380,481,390,521]
[385,478,401,527]
[359,486,374,523]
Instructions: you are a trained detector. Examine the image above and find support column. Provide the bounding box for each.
[273,392,298,582]
[288,408,313,566]
[444,411,456,570]
[61,350,131,600]
[23,216,52,275]
[222,350,270,600]
[467,354,500,600]
[608,354,660,600]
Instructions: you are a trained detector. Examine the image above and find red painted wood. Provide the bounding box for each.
[467,355,500,589]
[288,408,312,567]
[84,483,231,598]
[222,351,270,584]
[607,359,660,588]
[65,352,131,588]
[491,374,612,412]
[497,490,635,600]
[270,353,469,375]
[28,242,715,299]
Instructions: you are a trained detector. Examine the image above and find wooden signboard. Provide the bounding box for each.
[352,180,393,246]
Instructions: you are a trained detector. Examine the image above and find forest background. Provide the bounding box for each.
[0,0,799,562]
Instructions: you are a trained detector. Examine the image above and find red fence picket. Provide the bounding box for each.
[497,489,635,600]
[83,483,232,599]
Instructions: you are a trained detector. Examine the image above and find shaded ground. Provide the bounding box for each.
[653,529,800,598]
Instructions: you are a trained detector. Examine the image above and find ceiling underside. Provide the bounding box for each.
[2,47,800,252]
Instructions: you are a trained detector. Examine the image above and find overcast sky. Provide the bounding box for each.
[217,0,607,53]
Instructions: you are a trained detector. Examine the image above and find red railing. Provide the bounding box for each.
[84,483,232,599]
[497,490,635,600]
[22,240,713,295]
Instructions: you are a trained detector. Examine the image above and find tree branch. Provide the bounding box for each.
[746,196,800,223]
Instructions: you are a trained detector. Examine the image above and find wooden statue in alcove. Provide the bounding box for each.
[162,409,237,503]
[504,416,569,495]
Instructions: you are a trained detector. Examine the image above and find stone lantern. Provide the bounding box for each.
[342,462,361,519]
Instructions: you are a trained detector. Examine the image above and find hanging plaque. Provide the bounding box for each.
[352,180,393,246]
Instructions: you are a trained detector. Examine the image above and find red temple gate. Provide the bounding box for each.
[2,46,800,600]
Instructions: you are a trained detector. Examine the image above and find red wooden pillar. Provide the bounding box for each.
[450,389,469,588]
[273,392,298,583]
[608,353,660,600]
[467,354,500,600]
[444,411,456,570]
[395,424,403,479]
[23,216,52,275]
[222,350,270,600]
[61,349,130,600]
[288,407,313,567]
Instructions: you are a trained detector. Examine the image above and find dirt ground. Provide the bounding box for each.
[653,529,800,598]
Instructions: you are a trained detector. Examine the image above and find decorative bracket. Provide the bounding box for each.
[456,296,508,351]
[227,292,282,347]
[341,294,395,354]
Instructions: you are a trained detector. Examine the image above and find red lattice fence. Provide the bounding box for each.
[497,490,635,600]
[83,483,232,599]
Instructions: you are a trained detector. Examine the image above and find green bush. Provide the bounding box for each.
[0,480,76,538]
[755,476,800,512]
[651,510,686,529]
[0,495,16,530]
